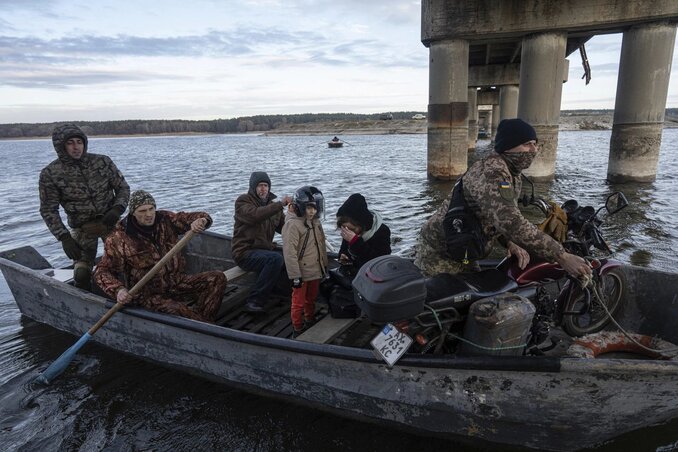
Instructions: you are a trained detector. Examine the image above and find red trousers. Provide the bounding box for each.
[291,279,320,331]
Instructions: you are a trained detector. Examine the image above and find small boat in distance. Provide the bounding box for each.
[328,136,343,148]
[477,128,490,139]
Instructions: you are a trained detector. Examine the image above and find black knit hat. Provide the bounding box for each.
[336,193,372,229]
[494,118,537,154]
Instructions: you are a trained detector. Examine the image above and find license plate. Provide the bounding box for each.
[370,323,413,367]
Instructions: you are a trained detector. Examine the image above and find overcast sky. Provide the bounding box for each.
[1,0,677,123]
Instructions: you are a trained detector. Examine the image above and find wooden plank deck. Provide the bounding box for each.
[297,315,359,344]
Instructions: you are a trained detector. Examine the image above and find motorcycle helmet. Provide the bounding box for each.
[293,186,324,218]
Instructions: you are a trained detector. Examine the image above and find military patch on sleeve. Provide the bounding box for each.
[498,181,513,201]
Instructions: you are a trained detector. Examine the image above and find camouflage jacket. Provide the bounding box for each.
[39,128,129,239]
[231,191,285,263]
[416,153,564,274]
[94,210,212,299]
[463,152,565,261]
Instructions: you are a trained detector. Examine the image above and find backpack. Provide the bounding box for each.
[328,286,361,319]
[442,178,487,264]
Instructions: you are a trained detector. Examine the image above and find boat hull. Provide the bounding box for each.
[1,236,677,451]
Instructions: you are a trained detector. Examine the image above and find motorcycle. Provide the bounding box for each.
[391,189,630,354]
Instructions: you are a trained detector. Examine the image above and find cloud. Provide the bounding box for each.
[0,17,14,31]
[0,25,426,85]
[0,67,190,89]
[0,29,362,60]
[0,0,54,11]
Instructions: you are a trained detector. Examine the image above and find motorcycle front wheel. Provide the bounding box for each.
[562,268,626,336]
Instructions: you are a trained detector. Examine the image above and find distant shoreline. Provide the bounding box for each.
[2,114,677,140]
[0,131,260,141]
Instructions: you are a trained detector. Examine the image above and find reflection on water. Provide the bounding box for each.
[1,131,677,451]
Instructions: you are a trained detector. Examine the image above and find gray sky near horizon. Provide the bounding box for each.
[1,0,677,123]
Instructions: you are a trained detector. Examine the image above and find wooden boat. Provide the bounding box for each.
[328,140,343,148]
[1,231,677,451]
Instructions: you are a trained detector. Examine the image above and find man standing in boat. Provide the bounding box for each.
[39,123,130,290]
[415,118,592,279]
[232,171,292,312]
[95,190,226,322]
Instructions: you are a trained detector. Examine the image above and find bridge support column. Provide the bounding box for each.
[427,40,469,180]
[608,22,677,183]
[518,32,567,181]
[499,85,519,121]
[491,104,500,141]
[468,88,478,151]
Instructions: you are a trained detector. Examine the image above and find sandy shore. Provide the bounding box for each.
[265,113,678,136]
[3,114,676,140]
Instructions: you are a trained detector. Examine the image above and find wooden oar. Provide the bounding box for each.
[35,230,196,384]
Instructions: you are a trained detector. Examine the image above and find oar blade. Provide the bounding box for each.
[35,332,92,384]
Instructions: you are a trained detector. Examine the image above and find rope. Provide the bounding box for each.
[579,44,591,85]
[589,279,678,354]
[447,332,528,351]
[423,304,528,352]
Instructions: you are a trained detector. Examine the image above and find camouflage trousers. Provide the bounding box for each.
[71,222,115,287]
[414,237,479,276]
[138,271,227,323]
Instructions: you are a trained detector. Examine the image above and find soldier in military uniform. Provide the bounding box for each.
[39,123,130,289]
[95,190,227,322]
[416,118,592,279]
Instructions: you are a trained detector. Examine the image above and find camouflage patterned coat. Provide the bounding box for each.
[95,210,213,299]
[416,152,565,275]
[39,124,129,240]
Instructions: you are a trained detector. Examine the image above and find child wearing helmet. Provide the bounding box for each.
[282,186,329,337]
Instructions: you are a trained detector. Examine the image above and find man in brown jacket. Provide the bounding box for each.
[39,123,130,289]
[95,190,226,322]
[232,171,291,312]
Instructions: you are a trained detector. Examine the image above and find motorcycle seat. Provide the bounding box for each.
[425,269,519,310]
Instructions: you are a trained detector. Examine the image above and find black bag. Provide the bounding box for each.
[442,179,487,263]
[329,265,356,290]
[328,286,361,318]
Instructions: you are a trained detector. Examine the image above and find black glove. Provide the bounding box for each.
[101,206,124,227]
[292,278,303,289]
[60,233,82,260]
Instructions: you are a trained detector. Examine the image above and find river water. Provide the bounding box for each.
[1,132,677,451]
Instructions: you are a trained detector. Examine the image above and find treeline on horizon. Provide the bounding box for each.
[0,112,424,139]
[2,109,677,139]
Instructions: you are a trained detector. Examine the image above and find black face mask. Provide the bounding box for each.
[502,150,537,173]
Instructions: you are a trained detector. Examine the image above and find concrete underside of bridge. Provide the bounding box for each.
[422,0,678,182]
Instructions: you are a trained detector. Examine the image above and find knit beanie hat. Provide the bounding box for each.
[494,118,537,154]
[129,190,156,214]
[336,193,372,229]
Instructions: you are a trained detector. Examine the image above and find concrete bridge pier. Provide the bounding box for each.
[491,104,500,140]
[499,85,519,121]
[467,88,479,151]
[608,22,677,183]
[427,39,469,180]
[518,32,567,181]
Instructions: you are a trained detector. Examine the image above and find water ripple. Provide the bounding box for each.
[1,131,678,451]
